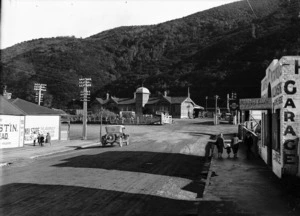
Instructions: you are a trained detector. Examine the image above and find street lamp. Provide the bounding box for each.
[205,96,208,111]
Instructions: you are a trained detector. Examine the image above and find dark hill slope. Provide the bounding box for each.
[1,0,299,108]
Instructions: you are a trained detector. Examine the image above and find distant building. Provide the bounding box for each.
[91,87,203,118]
[9,98,62,144]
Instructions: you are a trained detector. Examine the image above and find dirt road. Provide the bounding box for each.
[0,119,237,216]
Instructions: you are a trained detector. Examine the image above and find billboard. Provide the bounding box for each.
[0,115,25,148]
[24,115,60,144]
[239,98,272,110]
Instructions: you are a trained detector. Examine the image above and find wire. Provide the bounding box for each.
[246,0,258,18]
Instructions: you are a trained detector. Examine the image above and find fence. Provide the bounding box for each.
[69,114,161,125]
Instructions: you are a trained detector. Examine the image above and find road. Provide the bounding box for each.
[0,119,237,216]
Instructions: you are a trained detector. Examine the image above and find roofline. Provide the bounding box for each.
[1,97,26,115]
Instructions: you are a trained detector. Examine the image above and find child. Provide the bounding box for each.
[224,142,232,158]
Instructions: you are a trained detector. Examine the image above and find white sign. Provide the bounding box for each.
[0,115,25,148]
[239,98,272,110]
[24,115,60,144]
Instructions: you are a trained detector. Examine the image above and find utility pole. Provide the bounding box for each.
[227,94,230,112]
[100,107,103,144]
[79,78,91,140]
[34,83,47,105]
[228,92,238,124]
[214,95,219,125]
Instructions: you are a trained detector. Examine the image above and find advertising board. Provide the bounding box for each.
[24,115,60,144]
[0,115,25,148]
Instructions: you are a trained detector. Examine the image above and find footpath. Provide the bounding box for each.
[201,136,300,216]
[0,139,100,167]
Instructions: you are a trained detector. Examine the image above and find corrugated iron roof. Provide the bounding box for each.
[11,98,61,115]
[170,97,189,104]
[0,95,25,115]
[118,98,136,105]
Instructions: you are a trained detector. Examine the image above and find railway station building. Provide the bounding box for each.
[91,87,203,118]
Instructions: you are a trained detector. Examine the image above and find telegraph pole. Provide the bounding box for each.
[214,95,219,125]
[79,78,91,140]
[34,83,47,105]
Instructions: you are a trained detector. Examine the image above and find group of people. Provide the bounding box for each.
[33,132,51,146]
[215,132,254,159]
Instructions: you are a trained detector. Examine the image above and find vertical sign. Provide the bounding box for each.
[283,59,300,175]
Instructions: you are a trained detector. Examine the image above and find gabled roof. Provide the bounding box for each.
[94,97,136,105]
[118,98,136,105]
[10,98,61,115]
[170,97,190,104]
[0,95,25,115]
[145,97,161,105]
[94,98,109,105]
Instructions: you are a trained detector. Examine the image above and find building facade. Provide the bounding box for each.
[0,95,25,148]
[260,56,300,178]
[10,98,62,144]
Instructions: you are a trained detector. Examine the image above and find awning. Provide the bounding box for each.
[194,105,204,110]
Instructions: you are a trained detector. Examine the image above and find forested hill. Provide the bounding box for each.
[1,0,300,109]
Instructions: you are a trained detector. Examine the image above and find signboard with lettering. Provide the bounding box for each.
[281,58,300,175]
[24,115,60,144]
[239,98,272,110]
[0,115,25,148]
[230,102,239,111]
[260,56,300,177]
[283,139,299,174]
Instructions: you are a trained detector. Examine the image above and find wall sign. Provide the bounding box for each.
[282,59,300,175]
[239,98,272,110]
[0,115,25,148]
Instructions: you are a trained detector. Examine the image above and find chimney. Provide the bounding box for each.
[3,85,12,99]
[3,92,12,100]
[106,93,109,100]
[188,87,190,98]
[164,91,167,97]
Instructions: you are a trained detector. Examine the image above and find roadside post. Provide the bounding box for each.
[214,95,219,125]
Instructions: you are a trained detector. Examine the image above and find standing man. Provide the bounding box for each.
[231,133,240,158]
[215,133,225,158]
[32,131,38,146]
[244,132,253,159]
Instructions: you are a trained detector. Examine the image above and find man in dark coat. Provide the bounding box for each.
[244,132,253,159]
[215,133,225,158]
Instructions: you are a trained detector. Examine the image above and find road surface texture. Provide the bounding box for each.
[0,119,297,215]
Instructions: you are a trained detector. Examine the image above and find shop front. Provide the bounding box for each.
[260,56,300,178]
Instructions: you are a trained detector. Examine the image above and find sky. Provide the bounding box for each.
[1,0,240,49]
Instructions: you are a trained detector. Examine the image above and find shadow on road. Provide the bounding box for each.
[53,151,206,180]
[0,183,199,216]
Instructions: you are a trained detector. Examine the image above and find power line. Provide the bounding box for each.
[246,0,258,18]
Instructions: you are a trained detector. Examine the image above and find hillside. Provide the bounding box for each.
[1,0,300,109]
